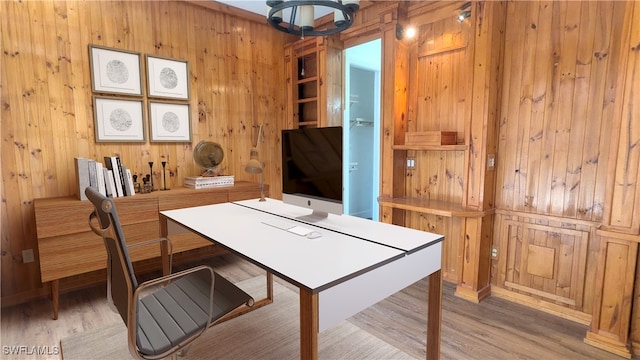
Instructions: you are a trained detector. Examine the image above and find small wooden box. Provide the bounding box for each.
[405,131,458,146]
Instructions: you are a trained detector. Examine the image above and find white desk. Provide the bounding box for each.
[160,198,443,360]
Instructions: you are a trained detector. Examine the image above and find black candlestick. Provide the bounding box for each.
[148,162,154,191]
[132,174,140,193]
[161,161,168,191]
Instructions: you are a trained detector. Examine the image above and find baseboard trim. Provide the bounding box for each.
[491,286,591,325]
[454,284,491,303]
[584,331,632,359]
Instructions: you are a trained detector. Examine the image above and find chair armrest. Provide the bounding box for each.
[134,264,214,304]
[127,237,173,275]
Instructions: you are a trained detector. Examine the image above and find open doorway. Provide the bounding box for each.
[343,39,381,221]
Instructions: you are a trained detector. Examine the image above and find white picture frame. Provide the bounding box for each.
[146,55,190,100]
[89,45,143,96]
[93,96,146,142]
[148,101,192,142]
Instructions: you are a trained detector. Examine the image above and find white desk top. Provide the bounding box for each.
[161,199,443,293]
[235,198,443,253]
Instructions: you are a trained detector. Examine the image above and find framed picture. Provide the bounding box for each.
[89,45,142,96]
[146,55,190,100]
[148,101,191,142]
[93,96,146,142]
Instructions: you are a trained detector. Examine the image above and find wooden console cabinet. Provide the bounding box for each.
[34,181,267,319]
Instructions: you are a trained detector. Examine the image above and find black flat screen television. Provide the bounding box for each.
[281,126,343,220]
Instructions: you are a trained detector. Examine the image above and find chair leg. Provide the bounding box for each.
[177,344,192,357]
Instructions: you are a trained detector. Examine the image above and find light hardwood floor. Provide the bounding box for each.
[0,253,626,359]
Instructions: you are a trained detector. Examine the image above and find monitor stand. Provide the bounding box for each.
[295,210,329,223]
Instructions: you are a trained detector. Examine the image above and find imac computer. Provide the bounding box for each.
[281,126,343,221]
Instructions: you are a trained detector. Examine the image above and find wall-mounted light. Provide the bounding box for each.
[457,10,471,22]
[457,2,471,23]
[396,25,417,40]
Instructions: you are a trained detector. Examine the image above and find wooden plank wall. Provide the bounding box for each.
[404,1,469,282]
[0,0,288,303]
[495,0,622,221]
[492,0,639,330]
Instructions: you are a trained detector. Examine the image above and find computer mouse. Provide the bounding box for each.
[306,231,322,239]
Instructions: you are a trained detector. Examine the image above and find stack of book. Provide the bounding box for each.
[74,156,136,200]
[184,175,234,189]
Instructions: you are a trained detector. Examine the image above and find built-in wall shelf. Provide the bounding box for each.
[297,97,318,104]
[298,121,318,127]
[297,76,318,84]
[378,196,492,218]
[285,36,342,128]
[393,144,468,151]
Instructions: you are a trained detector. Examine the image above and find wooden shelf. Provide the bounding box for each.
[298,121,318,127]
[378,196,492,218]
[297,76,318,84]
[286,36,342,129]
[393,144,468,151]
[296,97,318,104]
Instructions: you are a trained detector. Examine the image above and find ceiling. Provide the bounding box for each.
[214,0,335,20]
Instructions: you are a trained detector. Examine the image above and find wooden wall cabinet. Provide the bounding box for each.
[34,181,267,319]
[285,36,342,128]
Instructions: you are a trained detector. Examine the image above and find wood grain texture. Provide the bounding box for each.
[495,1,632,223]
[586,235,638,358]
[1,0,288,302]
[34,182,262,282]
[493,2,640,353]
[299,289,319,360]
[604,0,640,233]
[3,0,640,357]
[0,253,622,360]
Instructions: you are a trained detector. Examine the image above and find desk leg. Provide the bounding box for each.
[51,280,59,320]
[266,272,274,301]
[159,214,170,276]
[427,269,442,360]
[300,288,319,360]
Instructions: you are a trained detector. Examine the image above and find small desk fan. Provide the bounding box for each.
[193,141,224,176]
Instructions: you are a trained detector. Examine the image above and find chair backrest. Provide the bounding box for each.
[86,187,138,324]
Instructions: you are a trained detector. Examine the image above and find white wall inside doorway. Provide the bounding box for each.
[343,39,381,221]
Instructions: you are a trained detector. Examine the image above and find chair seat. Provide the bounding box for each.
[136,270,252,356]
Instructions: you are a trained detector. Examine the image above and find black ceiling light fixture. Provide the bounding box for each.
[266,0,360,38]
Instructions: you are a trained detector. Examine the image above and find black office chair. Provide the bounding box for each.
[85,187,254,360]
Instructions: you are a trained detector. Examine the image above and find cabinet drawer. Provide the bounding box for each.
[39,221,158,282]
[35,200,95,238]
[39,231,105,282]
[35,197,157,238]
[229,184,268,201]
[170,232,215,253]
[159,191,228,211]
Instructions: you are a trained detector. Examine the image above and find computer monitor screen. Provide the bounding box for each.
[281,126,343,220]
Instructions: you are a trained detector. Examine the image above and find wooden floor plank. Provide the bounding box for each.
[0,254,622,359]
